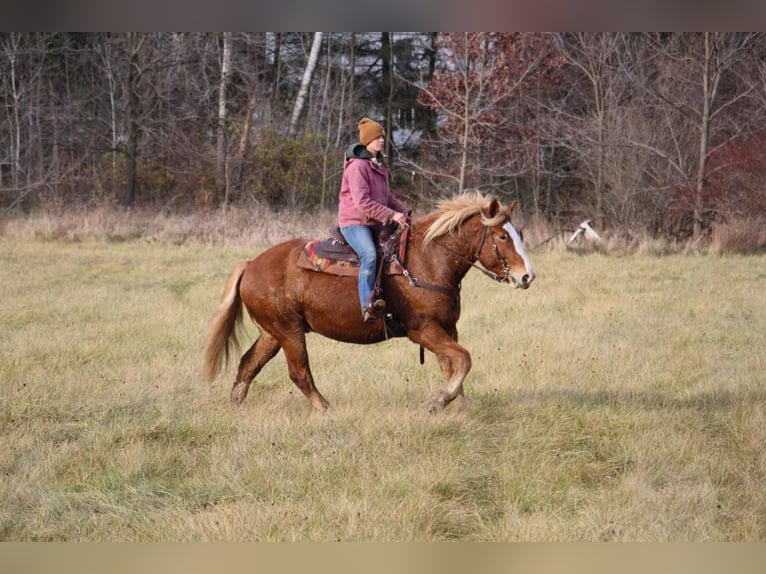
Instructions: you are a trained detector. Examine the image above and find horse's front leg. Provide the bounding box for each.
[410,323,471,413]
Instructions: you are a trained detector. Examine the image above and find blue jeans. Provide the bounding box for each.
[340,225,377,314]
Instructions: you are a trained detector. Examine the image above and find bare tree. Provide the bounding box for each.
[552,33,627,225]
[2,33,23,194]
[216,32,233,202]
[95,34,120,198]
[122,32,144,206]
[415,33,561,196]
[289,32,323,136]
[219,33,270,200]
[690,33,761,238]
[1,33,72,208]
[622,33,762,237]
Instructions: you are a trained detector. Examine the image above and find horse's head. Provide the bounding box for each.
[477,199,535,289]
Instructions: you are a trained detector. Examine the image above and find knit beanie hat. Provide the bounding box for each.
[358,117,384,146]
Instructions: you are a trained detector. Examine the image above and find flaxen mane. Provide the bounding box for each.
[423,191,508,244]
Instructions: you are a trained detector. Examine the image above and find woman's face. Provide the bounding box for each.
[366,134,385,154]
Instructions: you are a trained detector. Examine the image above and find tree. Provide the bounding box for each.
[415,32,562,197]
[122,32,144,206]
[92,33,125,200]
[551,33,627,225]
[289,32,323,137]
[2,33,24,197]
[689,33,761,238]
[621,33,763,237]
[216,32,233,201]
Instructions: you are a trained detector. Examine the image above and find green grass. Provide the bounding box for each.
[1,236,765,540]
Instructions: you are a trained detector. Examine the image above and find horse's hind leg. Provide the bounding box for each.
[279,330,330,412]
[230,331,281,406]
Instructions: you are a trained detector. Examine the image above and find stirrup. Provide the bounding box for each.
[363,298,385,323]
[363,310,378,323]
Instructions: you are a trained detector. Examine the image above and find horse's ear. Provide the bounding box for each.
[507,200,518,214]
[487,198,500,218]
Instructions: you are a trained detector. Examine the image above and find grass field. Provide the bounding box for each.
[1,232,765,541]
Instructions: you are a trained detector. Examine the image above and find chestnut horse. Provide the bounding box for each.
[203,192,535,413]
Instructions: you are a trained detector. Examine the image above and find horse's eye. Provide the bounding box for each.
[498,233,508,241]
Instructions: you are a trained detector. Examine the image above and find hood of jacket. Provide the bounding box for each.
[345,142,374,161]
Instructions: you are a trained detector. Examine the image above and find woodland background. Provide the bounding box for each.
[2,32,766,245]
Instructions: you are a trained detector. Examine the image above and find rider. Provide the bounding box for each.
[338,117,410,323]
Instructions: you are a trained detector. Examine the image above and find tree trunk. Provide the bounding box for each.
[230,92,257,195]
[99,35,119,198]
[272,32,282,106]
[458,33,470,194]
[343,32,355,144]
[123,32,142,207]
[693,32,714,240]
[289,32,323,137]
[381,32,395,161]
[216,32,233,201]
[423,33,438,135]
[5,34,21,192]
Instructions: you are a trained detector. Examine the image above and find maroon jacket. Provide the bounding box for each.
[338,144,408,227]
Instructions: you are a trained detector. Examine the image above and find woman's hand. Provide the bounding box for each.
[393,211,410,229]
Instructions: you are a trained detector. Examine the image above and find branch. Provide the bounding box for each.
[623,136,685,177]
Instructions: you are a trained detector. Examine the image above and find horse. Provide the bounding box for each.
[203,191,535,413]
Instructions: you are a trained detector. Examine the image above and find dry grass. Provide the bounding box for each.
[1,208,765,541]
[709,218,766,255]
[0,203,337,249]
[6,202,764,255]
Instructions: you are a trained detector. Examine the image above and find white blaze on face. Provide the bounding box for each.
[503,222,534,279]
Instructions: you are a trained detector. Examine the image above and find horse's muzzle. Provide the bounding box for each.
[518,272,535,289]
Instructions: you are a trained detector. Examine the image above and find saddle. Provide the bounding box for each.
[297,223,408,278]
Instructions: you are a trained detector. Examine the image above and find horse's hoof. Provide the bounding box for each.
[427,395,446,414]
[310,396,331,412]
[230,382,249,406]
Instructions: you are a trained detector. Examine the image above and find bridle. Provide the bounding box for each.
[471,224,514,284]
[392,217,519,302]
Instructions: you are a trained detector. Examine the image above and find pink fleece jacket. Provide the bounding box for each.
[338,155,408,227]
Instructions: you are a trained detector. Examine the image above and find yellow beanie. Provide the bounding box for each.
[358,117,384,146]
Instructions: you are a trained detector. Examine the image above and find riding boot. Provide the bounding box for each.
[363,297,386,323]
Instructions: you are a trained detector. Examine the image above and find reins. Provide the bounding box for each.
[398,267,461,301]
[387,225,460,304]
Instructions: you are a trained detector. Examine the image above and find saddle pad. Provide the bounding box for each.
[297,239,359,276]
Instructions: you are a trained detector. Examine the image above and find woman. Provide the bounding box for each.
[338,117,410,323]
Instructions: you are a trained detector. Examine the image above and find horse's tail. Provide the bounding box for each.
[203,261,248,382]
